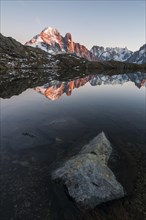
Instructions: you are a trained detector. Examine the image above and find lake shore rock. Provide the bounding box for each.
[52,132,125,209]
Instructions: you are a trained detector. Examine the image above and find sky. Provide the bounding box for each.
[1,0,145,51]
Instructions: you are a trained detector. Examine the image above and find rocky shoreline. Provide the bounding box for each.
[0,33,146,72]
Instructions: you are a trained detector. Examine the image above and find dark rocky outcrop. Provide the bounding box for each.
[0,33,56,70]
[52,132,125,209]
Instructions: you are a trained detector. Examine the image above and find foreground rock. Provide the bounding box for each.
[52,132,125,209]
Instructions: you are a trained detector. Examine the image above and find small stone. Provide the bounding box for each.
[19,161,29,167]
[25,201,31,207]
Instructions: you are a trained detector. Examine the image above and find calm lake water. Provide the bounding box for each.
[0,71,146,219]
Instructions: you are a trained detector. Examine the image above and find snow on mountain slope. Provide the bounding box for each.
[90,46,133,62]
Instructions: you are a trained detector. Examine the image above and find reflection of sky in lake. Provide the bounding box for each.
[1,79,145,151]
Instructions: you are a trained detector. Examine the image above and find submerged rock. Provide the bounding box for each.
[52,132,125,209]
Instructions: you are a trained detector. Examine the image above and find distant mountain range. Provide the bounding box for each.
[35,72,146,101]
[26,27,146,64]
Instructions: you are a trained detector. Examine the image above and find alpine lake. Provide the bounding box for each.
[0,70,146,220]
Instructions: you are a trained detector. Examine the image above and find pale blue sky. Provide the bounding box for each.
[1,0,145,51]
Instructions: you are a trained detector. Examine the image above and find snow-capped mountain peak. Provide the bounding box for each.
[26,27,94,60]
[42,27,59,35]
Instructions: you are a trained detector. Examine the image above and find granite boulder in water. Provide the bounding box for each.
[52,132,125,209]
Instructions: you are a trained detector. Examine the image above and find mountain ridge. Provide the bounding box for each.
[26,27,146,64]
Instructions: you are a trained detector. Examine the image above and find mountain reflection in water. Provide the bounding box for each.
[35,72,146,101]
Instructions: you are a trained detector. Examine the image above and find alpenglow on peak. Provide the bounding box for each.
[42,27,60,35]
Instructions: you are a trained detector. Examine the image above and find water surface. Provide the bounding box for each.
[0,71,146,219]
